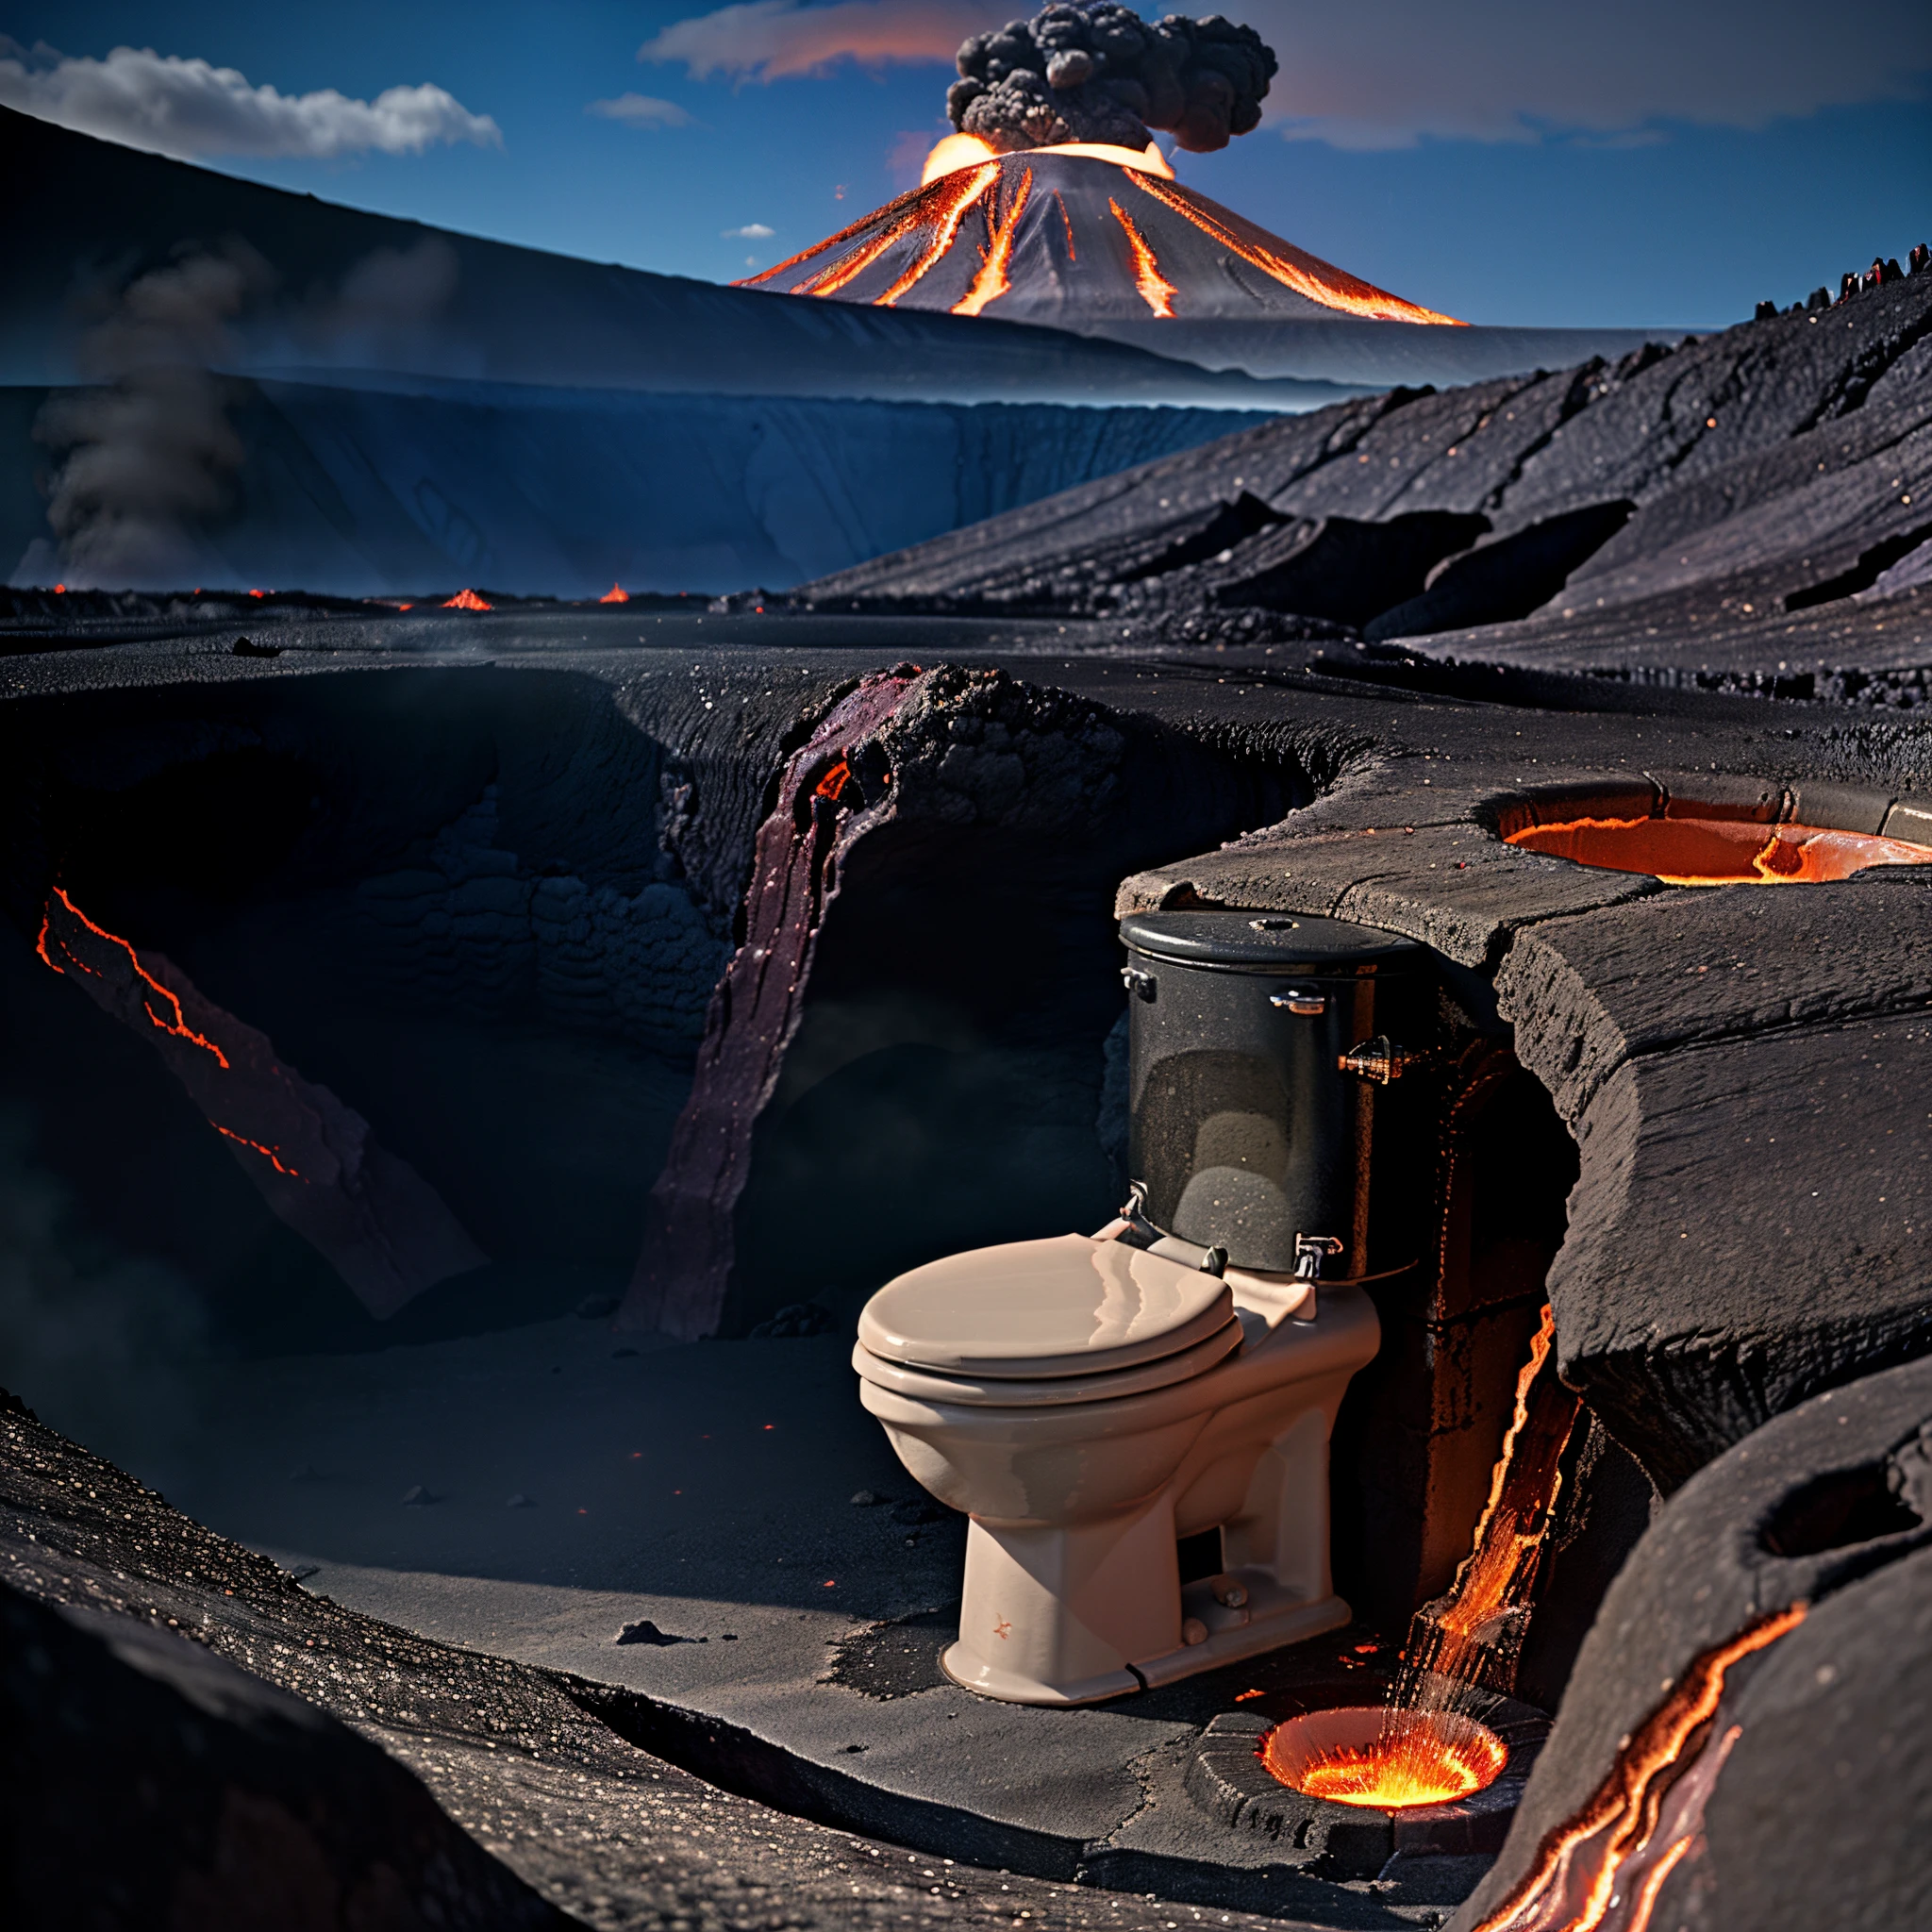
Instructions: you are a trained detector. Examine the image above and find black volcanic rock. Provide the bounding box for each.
[1,1577,575,1930]
[0,1386,1358,1932]
[1449,1357,1932,1932]
[801,272,1932,691]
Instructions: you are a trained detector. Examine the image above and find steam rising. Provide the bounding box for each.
[32,244,266,586]
[949,4,1275,155]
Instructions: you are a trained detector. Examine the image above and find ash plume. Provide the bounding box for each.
[32,241,270,587]
[27,236,462,588]
[949,4,1275,156]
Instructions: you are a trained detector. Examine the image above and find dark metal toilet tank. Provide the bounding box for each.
[1120,910,1436,1280]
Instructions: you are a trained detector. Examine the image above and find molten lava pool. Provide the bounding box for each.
[1506,814,1932,886]
[1261,1707,1507,1810]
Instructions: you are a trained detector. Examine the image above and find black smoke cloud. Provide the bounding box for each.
[948,4,1275,156]
[27,236,459,589]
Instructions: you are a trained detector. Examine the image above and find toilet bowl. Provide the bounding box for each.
[854,1229,1380,1706]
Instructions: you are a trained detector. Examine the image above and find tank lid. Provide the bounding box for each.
[1120,909,1426,970]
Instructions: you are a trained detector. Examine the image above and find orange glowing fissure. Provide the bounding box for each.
[39,886,229,1068]
[38,887,308,1181]
[1128,173,1464,325]
[952,168,1034,317]
[874,164,998,307]
[214,1124,305,1177]
[443,588,491,610]
[1472,1603,1807,1932]
[1108,197,1177,318]
[1508,812,1932,887]
[1431,1302,1569,1664]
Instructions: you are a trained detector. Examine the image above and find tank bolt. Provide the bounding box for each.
[1182,1618,1209,1646]
[1215,1582,1248,1609]
[1121,967,1157,1000]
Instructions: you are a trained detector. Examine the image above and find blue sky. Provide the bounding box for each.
[4,1,1928,328]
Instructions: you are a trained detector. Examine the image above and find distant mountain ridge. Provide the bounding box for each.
[0,107,1350,410]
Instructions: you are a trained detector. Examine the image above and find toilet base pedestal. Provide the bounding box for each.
[940,1641,1141,1706]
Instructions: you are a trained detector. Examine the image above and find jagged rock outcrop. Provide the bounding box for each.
[800,272,1932,691]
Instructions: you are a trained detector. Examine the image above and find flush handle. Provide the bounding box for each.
[1270,989,1326,1016]
[1122,967,1157,1001]
[1339,1036,1430,1085]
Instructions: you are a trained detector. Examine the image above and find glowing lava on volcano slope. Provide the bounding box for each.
[740,148,1460,326]
[36,886,486,1316]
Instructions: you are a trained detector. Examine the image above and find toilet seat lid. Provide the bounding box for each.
[858,1234,1235,1378]
[852,1317,1242,1407]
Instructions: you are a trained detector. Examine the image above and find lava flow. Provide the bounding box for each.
[1263,1307,1579,1813]
[1109,197,1177,318]
[953,167,1034,318]
[741,147,1459,327]
[618,669,925,1340]
[1471,1603,1807,1932]
[1507,812,1932,885]
[1402,1302,1583,1701]
[36,885,488,1316]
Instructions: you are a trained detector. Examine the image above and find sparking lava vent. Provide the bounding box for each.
[1263,1706,1508,1811]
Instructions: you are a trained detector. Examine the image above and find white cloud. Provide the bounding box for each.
[640,0,986,83]
[723,223,774,238]
[638,0,1929,146]
[587,92,694,128]
[0,42,501,160]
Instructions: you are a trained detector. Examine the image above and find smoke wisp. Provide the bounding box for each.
[949,3,1276,155]
[28,235,462,588]
[31,242,267,588]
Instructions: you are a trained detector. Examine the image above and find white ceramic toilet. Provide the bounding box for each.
[853,1225,1379,1706]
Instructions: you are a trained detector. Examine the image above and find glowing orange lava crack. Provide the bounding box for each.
[1472,1603,1807,1932]
[40,886,229,1067]
[953,168,1034,317]
[1129,174,1463,325]
[1108,197,1177,318]
[875,165,998,307]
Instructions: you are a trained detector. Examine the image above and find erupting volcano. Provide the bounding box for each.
[743,150,1459,326]
[741,3,1459,328]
